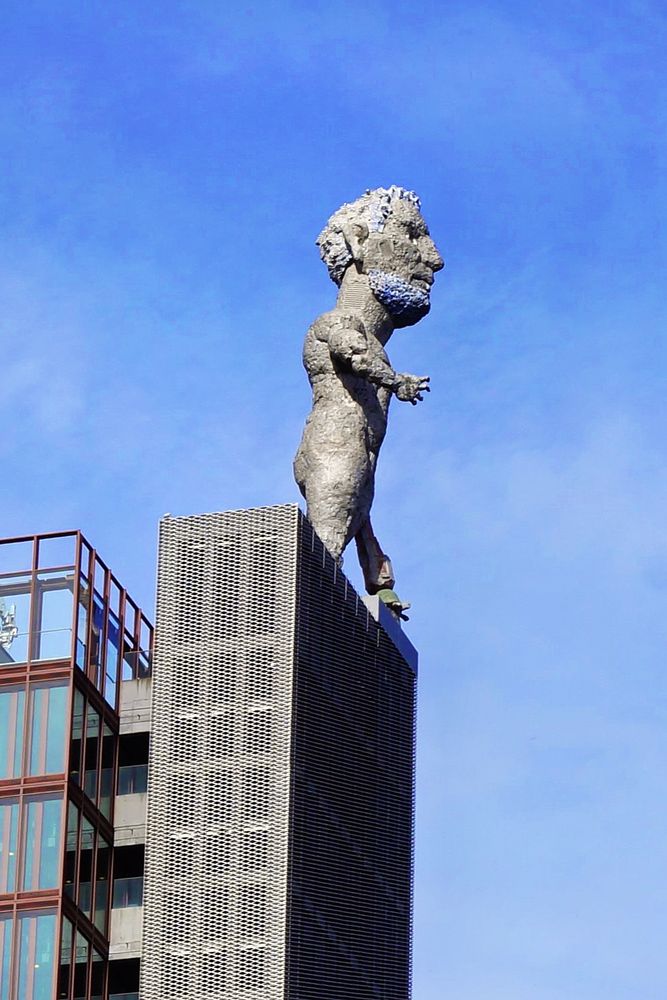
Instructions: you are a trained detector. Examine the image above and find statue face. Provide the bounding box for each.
[359,201,444,327]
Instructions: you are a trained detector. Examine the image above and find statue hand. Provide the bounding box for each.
[395,374,430,405]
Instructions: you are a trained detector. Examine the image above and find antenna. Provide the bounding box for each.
[0,599,19,649]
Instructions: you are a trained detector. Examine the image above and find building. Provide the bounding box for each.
[0,531,152,1000]
[142,505,417,1000]
[1,507,417,1000]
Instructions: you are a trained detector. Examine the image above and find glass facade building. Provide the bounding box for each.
[0,532,152,1000]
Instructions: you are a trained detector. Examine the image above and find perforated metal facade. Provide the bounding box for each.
[287,518,416,1000]
[141,505,416,1000]
[141,507,299,1000]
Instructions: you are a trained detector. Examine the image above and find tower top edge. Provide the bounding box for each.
[159,503,302,525]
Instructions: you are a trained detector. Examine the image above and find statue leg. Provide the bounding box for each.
[354,517,395,594]
[295,408,373,562]
[297,459,368,562]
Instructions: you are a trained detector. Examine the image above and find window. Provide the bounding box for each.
[118,731,148,795]
[99,725,115,821]
[69,689,84,784]
[33,571,74,661]
[90,947,104,997]
[72,931,89,999]
[0,798,19,893]
[118,763,148,795]
[0,686,25,778]
[83,706,100,804]
[0,574,31,665]
[105,612,121,708]
[28,682,68,776]
[57,917,74,1000]
[78,818,95,920]
[94,835,111,933]
[0,540,32,575]
[63,801,78,901]
[36,534,76,571]
[112,876,143,909]
[90,594,105,691]
[21,794,63,891]
[75,581,89,673]
[0,914,13,1000]
[16,910,57,1000]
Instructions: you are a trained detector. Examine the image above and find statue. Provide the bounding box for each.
[294,186,443,611]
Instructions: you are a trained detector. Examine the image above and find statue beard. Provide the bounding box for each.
[368,269,430,324]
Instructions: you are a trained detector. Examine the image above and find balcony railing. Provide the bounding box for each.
[118,763,148,795]
[0,627,72,665]
[112,876,143,908]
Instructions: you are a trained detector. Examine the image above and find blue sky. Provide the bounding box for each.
[3,1,667,995]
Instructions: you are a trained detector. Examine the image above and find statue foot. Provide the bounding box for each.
[377,588,411,621]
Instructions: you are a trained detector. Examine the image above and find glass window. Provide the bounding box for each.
[21,794,63,891]
[0,540,33,575]
[64,801,78,901]
[69,689,84,785]
[90,594,105,691]
[72,931,89,999]
[28,682,68,775]
[91,946,104,996]
[94,835,111,934]
[0,574,31,665]
[105,613,120,708]
[33,571,74,661]
[0,913,13,1000]
[140,618,151,655]
[0,686,25,778]
[36,534,76,571]
[124,601,137,646]
[112,876,143,908]
[99,725,115,821]
[79,540,92,583]
[78,818,95,919]
[16,910,57,1000]
[84,706,100,803]
[0,798,19,892]
[109,579,121,619]
[137,648,151,678]
[118,763,148,795]
[75,580,89,674]
[93,559,106,601]
[57,916,74,1000]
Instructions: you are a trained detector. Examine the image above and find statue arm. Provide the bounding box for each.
[327,322,430,403]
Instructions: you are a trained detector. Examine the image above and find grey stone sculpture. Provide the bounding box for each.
[294,186,443,603]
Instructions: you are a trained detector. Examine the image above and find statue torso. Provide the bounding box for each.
[302,311,390,454]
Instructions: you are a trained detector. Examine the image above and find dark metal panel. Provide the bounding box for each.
[286,514,416,1000]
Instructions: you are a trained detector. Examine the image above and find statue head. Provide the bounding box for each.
[316,186,444,327]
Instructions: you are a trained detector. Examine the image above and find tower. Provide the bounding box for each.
[141,504,417,1000]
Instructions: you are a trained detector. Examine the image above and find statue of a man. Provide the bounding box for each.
[294,186,443,602]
